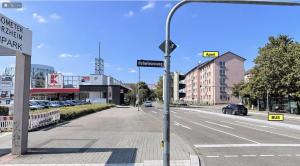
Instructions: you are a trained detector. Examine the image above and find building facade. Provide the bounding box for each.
[183,52,245,105]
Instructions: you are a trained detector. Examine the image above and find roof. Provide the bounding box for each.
[30,88,80,93]
[184,51,246,76]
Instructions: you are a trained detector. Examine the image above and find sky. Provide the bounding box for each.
[1,0,300,84]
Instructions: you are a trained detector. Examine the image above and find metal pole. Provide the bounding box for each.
[163,1,300,166]
[266,89,269,111]
[138,67,140,111]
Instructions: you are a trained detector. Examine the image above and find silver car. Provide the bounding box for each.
[143,101,152,107]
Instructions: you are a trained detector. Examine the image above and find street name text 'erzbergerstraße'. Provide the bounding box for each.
[0,15,23,51]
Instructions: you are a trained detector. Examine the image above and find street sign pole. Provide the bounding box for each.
[163,1,300,166]
[138,67,140,111]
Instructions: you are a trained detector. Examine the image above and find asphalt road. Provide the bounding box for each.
[143,105,300,166]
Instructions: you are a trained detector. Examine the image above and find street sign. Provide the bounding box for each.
[159,40,177,54]
[203,51,219,58]
[137,60,164,68]
[0,13,32,55]
[268,114,284,121]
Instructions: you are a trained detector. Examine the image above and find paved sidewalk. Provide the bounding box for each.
[0,107,198,166]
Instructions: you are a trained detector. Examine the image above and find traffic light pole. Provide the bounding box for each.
[163,1,300,166]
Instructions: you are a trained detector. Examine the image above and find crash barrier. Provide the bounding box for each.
[0,110,60,131]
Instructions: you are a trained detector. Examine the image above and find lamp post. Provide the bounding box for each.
[163,1,300,166]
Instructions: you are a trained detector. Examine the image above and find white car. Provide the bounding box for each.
[143,101,152,107]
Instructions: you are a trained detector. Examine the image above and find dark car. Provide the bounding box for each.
[222,104,248,116]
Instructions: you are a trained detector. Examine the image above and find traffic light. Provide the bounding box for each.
[173,72,186,101]
[178,74,186,98]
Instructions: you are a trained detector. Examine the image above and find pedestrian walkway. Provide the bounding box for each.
[0,107,198,166]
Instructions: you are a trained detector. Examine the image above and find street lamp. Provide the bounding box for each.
[163,1,300,166]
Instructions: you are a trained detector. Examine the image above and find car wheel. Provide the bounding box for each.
[232,110,236,115]
[222,109,226,114]
[243,113,247,116]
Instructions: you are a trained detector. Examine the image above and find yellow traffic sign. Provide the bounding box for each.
[203,51,219,58]
[268,114,284,121]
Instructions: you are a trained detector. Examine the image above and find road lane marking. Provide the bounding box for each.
[174,121,192,130]
[171,111,177,114]
[295,154,300,156]
[224,155,238,158]
[151,111,157,114]
[234,121,274,128]
[178,107,300,131]
[205,121,234,129]
[190,121,260,144]
[260,155,274,157]
[174,115,183,119]
[278,154,292,157]
[206,156,220,158]
[221,120,300,141]
[194,144,300,148]
[242,155,257,157]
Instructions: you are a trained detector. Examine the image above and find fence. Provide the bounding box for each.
[0,110,60,132]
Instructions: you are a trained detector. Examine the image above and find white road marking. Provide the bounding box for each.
[205,121,234,129]
[190,121,260,144]
[278,154,292,157]
[171,111,177,114]
[174,115,183,119]
[234,121,274,128]
[224,155,238,158]
[206,156,220,158]
[174,121,192,130]
[295,154,300,156]
[194,144,300,148]
[0,132,11,138]
[221,120,300,141]
[242,155,257,157]
[260,155,274,157]
[151,111,157,114]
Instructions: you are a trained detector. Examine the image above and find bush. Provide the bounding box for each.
[34,104,114,121]
[0,106,9,116]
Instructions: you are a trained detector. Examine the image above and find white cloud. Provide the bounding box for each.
[128,68,137,73]
[49,13,61,20]
[116,67,123,71]
[141,1,155,11]
[124,10,134,17]
[59,53,80,58]
[16,8,25,12]
[36,43,44,49]
[165,3,172,8]
[32,13,47,23]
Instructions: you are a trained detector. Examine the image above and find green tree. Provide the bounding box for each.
[155,76,163,101]
[235,35,300,106]
[124,82,154,106]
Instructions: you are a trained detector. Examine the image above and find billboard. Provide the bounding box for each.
[47,73,63,88]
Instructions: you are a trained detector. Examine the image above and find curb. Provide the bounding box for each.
[190,154,200,166]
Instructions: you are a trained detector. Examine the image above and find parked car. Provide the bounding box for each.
[222,104,248,116]
[59,101,71,107]
[29,101,45,110]
[143,101,152,107]
[49,101,61,108]
[35,100,50,108]
[65,100,76,106]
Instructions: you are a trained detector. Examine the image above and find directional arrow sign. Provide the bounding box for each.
[159,40,177,54]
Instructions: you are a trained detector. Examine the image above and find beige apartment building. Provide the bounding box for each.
[183,51,245,105]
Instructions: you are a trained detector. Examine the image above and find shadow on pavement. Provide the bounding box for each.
[27,147,137,164]
[0,149,11,157]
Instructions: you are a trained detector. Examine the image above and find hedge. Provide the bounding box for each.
[0,106,9,116]
[34,104,114,121]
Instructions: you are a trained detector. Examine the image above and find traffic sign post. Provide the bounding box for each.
[0,13,32,155]
[162,1,300,166]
